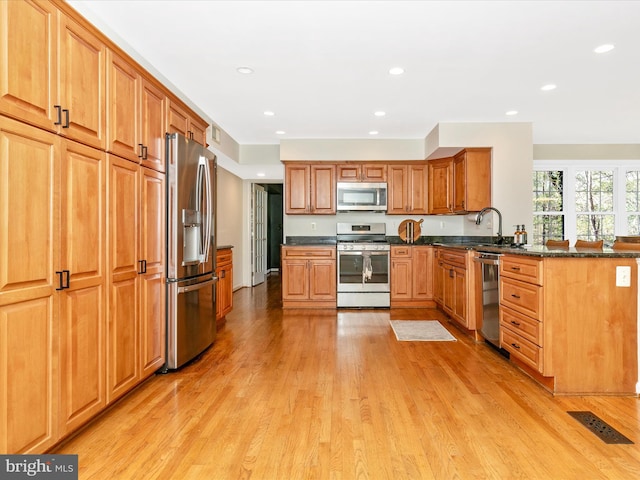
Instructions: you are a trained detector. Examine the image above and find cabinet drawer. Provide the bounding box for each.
[500,306,541,346]
[282,246,336,259]
[500,277,542,319]
[501,327,541,372]
[216,250,232,266]
[500,255,543,285]
[391,245,411,257]
[440,249,467,268]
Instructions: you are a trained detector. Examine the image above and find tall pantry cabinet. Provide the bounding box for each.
[0,0,205,453]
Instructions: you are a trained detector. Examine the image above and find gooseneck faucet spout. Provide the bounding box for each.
[476,207,504,244]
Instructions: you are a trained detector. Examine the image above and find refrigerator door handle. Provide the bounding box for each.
[177,276,218,294]
[199,155,212,264]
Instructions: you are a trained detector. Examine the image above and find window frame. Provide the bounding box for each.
[534,159,640,245]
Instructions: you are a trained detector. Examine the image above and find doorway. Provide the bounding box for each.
[252,183,283,286]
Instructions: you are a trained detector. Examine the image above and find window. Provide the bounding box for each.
[533,161,640,246]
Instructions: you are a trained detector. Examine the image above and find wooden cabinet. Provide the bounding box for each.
[337,162,387,182]
[216,248,233,327]
[284,163,336,215]
[107,50,166,172]
[108,157,165,402]
[387,164,428,214]
[0,1,107,149]
[281,246,336,307]
[167,99,208,146]
[0,117,107,452]
[429,149,492,214]
[435,248,474,329]
[452,149,491,213]
[107,156,140,403]
[139,167,166,378]
[390,246,434,307]
[428,158,453,214]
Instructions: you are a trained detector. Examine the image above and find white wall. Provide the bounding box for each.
[280,139,425,161]
[216,166,244,290]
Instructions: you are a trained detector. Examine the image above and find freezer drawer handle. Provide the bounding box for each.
[177,277,218,294]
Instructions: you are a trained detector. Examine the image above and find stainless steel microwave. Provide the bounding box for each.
[336,182,387,212]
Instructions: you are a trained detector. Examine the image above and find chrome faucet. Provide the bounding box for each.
[475,207,505,244]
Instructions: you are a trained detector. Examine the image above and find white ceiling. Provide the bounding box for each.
[69,0,640,146]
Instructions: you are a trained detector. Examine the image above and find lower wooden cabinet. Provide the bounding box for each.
[216,247,233,327]
[391,245,434,307]
[281,246,336,308]
[434,247,477,330]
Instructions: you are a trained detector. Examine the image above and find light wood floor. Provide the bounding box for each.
[55,275,640,479]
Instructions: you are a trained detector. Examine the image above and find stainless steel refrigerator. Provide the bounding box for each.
[165,133,217,370]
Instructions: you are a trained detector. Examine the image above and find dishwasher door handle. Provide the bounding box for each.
[473,257,501,266]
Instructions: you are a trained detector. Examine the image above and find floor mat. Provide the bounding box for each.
[389,320,457,342]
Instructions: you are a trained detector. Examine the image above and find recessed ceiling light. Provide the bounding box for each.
[369,131,379,135]
[594,44,615,54]
[275,130,286,135]
[505,110,518,116]
[263,111,275,116]
[389,67,404,75]
[541,84,557,91]
[374,111,386,117]
[256,172,266,177]
[236,66,254,74]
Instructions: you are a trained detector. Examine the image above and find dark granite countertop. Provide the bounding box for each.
[282,236,640,258]
[217,245,234,250]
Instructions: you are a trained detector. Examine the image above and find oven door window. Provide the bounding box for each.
[338,252,389,285]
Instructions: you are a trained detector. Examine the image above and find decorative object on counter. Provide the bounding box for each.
[390,320,457,342]
[398,218,423,243]
[513,225,522,245]
[545,239,569,248]
[521,225,528,244]
[574,239,604,249]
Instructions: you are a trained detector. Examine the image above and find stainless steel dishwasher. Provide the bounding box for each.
[473,252,505,352]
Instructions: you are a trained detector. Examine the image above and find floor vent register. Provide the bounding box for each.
[567,411,634,444]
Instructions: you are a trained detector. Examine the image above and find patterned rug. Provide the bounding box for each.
[389,320,457,342]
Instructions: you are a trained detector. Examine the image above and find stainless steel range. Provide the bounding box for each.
[336,222,390,308]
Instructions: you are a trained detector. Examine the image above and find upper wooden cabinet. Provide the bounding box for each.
[0,0,106,149]
[337,163,387,182]
[167,99,208,147]
[429,149,492,214]
[284,162,336,215]
[387,164,428,214]
[452,148,491,213]
[107,50,167,171]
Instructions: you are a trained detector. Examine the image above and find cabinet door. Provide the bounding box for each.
[433,257,444,304]
[310,164,335,214]
[309,260,336,300]
[387,165,408,214]
[442,266,454,314]
[0,118,59,453]
[453,267,467,326]
[167,100,189,137]
[408,165,428,213]
[391,258,412,300]
[428,158,453,214]
[58,13,106,149]
[285,164,310,214]
[453,152,467,212]
[139,167,165,378]
[59,140,107,435]
[0,0,58,132]
[282,259,310,300]
[189,116,208,146]
[362,163,387,182]
[107,50,140,162]
[107,156,140,403]
[336,164,361,182]
[140,78,166,172]
[412,247,433,299]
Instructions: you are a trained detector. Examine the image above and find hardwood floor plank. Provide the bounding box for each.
[53,275,640,479]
